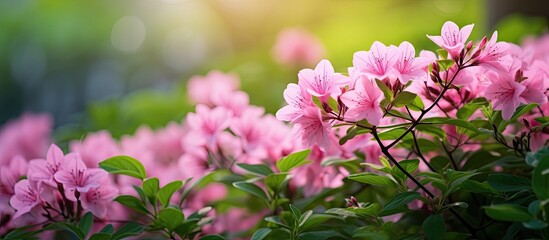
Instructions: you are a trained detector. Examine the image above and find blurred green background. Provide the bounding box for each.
[0,0,547,139]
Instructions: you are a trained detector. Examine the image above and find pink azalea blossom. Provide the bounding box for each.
[393,41,431,84]
[27,144,66,187]
[276,83,314,122]
[54,153,107,193]
[475,31,510,71]
[340,74,384,125]
[353,41,399,81]
[485,72,526,120]
[80,179,118,219]
[292,107,335,150]
[427,21,474,58]
[9,180,43,219]
[272,27,326,67]
[297,59,349,100]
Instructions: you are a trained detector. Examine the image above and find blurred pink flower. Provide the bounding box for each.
[186,105,232,150]
[0,156,27,214]
[273,27,325,67]
[427,21,474,58]
[187,71,240,106]
[0,113,52,166]
[70,130,120,168]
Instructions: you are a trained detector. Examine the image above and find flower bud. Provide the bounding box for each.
[478,36,487,49]
[466,40,473,52]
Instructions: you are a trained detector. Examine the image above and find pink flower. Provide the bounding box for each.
[0,113,52,166]
[485,72,526,120]
[187,71,240,106]
[80,180,118,219]
[186,105,232,149]
[27,144,66,187]
[9,180,43,219]
[70,131,120,168]
[0,156,28,214]
[292,107,334,150]
[276,83,314,122]
[427,21,474,58]
[298,59,349,100]
[475,31,510,71]
[273,27,326,67]
[353,41,399,81]
[54,153,107,193]
[340,74,384,125]
[393,41,431,84]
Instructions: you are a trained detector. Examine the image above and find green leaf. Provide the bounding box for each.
[265,173,289,192]
[498,104,537,131]
[89,233,112,240]
[99,155,147,180]
[298,210,313,228]
[532,153,549,199]
[233,181,269,204]
[353,227,390,240]
[114,195,150,214]
[460,180,497,195]
[436,49,448,59]
[457,101,485,120]
[276,149,312,172]
[158,207,185,231]
[300,214,341,231]
[289,204,302,220]
[391,159,419,182]
[78,212,93,238]
[110,222,144,240]
[264,216,290,229]
[251,228,272,240]
[199,235,225,240]
[377,127,411,141]
[409,95,425,111]
[416,124,446,139]
[158,180,183,209]
[439,119,481,134]
[422,214,445,240]
[46,222,85,240]
[348,173,397,188]
[375,79,393,102]
[436,59,454,71]
[237,163,274,176]
[487,173,531,192]
[379,192,421,216]
[132,185,147,204]
[99,224,115,234]
[393,91,417,108]
[143,177,160,205]
[523,220,549,230]
[484,204,535,222]
[340,125,358,145]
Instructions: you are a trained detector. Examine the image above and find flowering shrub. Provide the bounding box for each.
[1,21,549,240]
